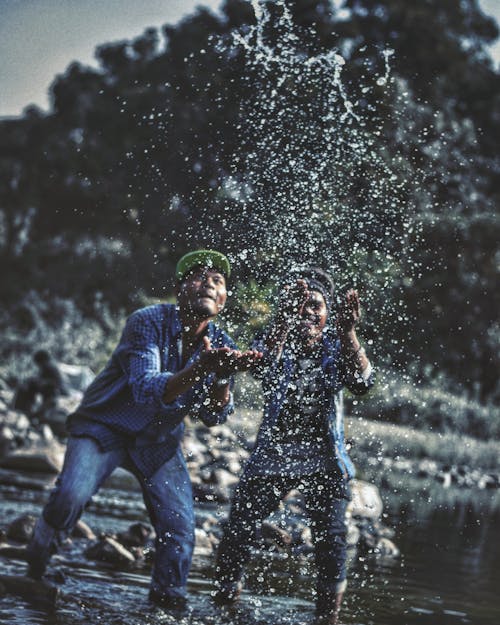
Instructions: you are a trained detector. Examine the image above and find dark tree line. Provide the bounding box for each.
[1,0,499,407]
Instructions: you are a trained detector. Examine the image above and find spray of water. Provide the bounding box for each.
[217,2,411,280]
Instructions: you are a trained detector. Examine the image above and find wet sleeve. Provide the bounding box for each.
[123,311,184,412]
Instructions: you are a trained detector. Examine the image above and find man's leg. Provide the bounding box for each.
[303,474,350,624]
[214,472,287,603]
[138,447,195,607]
[27,436,124,578]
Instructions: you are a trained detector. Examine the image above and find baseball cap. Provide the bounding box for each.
[175,250,231,280]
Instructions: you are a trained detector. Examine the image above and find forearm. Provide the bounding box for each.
[206,377,231,409]
[339,329,370,373]
[263,318,290,356]
[163,360,206,403]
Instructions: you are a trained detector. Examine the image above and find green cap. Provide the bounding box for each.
[175,250,231,280]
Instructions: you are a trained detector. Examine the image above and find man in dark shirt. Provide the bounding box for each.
[214,268,374,625]
[26,250,261,609]
[13,349,68,416]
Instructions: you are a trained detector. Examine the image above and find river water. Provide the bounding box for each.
[1,469,499,625]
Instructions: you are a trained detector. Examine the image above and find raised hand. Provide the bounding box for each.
[276,279,310,324]
[199,337,262,377]
[336,288,361,334]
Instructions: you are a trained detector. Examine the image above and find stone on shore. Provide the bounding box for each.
[6,513,36,543]
[84,536,136,566]
[0,441,65,473]
[348,479,383,520]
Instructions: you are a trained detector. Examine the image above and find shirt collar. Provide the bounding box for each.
[173,305,215,341]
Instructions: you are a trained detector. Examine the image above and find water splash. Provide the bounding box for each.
[216,0,416,300]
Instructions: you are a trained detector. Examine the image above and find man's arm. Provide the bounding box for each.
[262,279,310,357]
[337,289,374,393]
[165,336,262,408]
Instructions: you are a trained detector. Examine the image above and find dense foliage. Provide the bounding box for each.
[1,0,499,426]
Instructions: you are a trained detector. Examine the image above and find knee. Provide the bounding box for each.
[155,508,195,545]
[44,484,90,530]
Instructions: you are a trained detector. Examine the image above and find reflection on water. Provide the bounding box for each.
[1,474,500,625]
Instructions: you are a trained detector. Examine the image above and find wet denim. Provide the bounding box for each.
[215,472,349,596]
[28,436,194,598]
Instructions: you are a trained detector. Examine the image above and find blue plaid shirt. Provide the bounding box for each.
[68,304,236,476]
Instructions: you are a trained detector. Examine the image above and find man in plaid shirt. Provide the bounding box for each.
[26,250,261,609]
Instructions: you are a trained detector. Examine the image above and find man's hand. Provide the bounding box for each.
[336,288,361,334]
[276,279,310,325]
[199,337,262,377]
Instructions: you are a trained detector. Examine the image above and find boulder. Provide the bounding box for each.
[374,537,400,558]
[84,536,136,566]
[72,520,97,541]
[194,528,215,555]
[6,514,36,543]
[57,363,94,393]
[348,479,384,520]
[117,522,153,547]
[0,441,65,473]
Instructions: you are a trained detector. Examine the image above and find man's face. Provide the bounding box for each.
[177,266,227,319]
[295,289,329,344]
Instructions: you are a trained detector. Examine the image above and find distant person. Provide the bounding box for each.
[214,268,375,625]
[13,349,69,416]
[26,250,262,610]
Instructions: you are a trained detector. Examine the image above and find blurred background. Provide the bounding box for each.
[0,0,499,440]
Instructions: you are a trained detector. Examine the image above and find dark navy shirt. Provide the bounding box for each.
[245,329,375,479]
[68,304,236,477]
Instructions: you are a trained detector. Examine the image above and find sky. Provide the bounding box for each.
[0,0,499,119]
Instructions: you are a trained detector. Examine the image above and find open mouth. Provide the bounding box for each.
[197,292,216,302]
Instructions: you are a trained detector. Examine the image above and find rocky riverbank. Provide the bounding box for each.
[0,388,402,583]
[3,381,499,590]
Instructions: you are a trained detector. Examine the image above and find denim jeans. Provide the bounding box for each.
[27,436,194,598]
[215,471,349,599]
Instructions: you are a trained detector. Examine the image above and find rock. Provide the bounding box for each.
[84,536,136,566]
[117,523,153,547]
[478,474,497,489]
[195,528,215,555]
[2,410,30,431]
[6,514,36,543]
[102,467,140,491]
[0,574,59,605]
[41,424,55,442]
[436,471,452,488]
[72,520,97,541]
[417,458,439,478]
[0,426,15,457]
[348,480,383,520]
[57,363,94,393]
[40,396,80,436]
[0,544,29,559]
[213,468,239,490]
[0,442,65,473]
[374,537,400,558]
[346,522,360,547]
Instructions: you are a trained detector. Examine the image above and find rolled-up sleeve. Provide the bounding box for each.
[123,312,184,411]
[342,360,375,395]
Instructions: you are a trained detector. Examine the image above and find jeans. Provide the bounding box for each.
[215,471,349,600]
[27,436,194,598]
